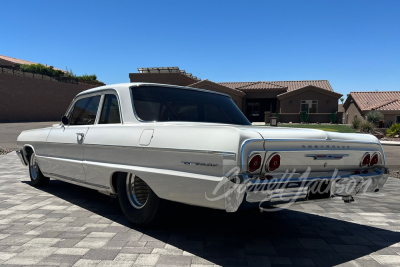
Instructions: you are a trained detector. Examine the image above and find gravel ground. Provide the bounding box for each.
[0,148,12,155]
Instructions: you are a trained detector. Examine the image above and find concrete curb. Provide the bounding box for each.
[380,141,400,146]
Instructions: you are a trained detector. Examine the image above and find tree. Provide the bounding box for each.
[340,97,344,104]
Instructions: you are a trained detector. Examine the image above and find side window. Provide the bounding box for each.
[99,94,121,124]
[70,96,101,125]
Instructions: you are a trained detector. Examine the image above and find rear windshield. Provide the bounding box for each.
[131,86,251,125]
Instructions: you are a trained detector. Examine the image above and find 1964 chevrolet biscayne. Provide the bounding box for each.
[17,83,389,226]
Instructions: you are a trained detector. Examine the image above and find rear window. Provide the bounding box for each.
[131,86,250,125]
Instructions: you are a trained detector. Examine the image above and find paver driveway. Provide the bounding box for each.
[1,153,400,267]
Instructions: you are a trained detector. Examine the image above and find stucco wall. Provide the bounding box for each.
[279,89,339,114]
[0,73,96,122]
[129,73,197,87]
[344,102,364,124]
[382,114,400,126]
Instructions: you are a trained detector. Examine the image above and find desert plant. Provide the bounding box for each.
[360,121,375,133]
[351,118,361,129]
[300,111,309,123]
[366,110,384,125]
[386,123,400,137]
[330,112,337,124]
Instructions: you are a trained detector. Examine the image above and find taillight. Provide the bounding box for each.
[266,154,281,172]
[370,153,379,166]
[248,155,262,172]
[361,153,370,167]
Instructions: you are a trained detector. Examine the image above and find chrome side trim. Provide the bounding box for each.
[80,143,236,160]
[43,172,110,190]
[264,138,380,145]
[42,156,223,182]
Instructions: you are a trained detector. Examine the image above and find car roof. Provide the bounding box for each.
[76,82,231,98]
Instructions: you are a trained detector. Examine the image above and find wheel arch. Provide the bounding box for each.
[110,171,159,198]
[110,171,128,194]
[22,145,36,161]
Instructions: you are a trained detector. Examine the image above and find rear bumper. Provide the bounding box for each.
[16,150,28,166]
[224,167,389,211]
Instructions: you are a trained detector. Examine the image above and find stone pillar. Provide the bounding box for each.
[264,111,271,124]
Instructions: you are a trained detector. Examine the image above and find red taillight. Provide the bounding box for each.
[267,154,281,172]
[370,154,379,166]
[248,155,262,172]
[361,153,370,167]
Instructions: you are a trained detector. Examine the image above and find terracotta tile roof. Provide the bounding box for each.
[0,55,66,72]
[269,80,333,92]
[237,81,287,90]
[351,91,400,111]
[219,80,332,92]
[219,82,254,89]
[187,79,245,96]
[376,100,400,111]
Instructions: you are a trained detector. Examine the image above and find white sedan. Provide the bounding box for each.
[16,83,389,226]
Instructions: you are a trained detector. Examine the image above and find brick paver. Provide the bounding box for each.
[1,152,400,266]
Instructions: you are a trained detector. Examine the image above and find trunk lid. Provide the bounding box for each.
[239,126,383,173]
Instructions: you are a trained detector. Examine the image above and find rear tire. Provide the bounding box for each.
[28,152,49,187]
[117,174,161,227]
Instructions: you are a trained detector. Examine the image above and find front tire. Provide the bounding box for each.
[28,152,49,186]
[117,174,161,227]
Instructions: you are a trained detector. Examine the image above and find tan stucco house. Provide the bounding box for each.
[130,67,343,123]
[343,91,400,126]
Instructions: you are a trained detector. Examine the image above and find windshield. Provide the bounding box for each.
[131,86,251,125]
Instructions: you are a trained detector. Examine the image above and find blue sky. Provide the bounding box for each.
[2,0,399,98]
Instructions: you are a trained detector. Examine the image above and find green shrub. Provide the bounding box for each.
[351,118,361,129]
[330,112,337,124]
[386,123,400,137]
[20,64,104,84]
[366,110,384,125]
[360,121,375,133]
[77,74,98,82]
[300,111,309,123]
[20,63,64,77]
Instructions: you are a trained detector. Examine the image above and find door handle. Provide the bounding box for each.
[76,133,85,141]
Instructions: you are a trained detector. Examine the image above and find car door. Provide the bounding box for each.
[83,93,123,187]
[46,94,101,182]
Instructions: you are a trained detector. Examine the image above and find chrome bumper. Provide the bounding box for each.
[224,167,389,211]
[16,150,28,166]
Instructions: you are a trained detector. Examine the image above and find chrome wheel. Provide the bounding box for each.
[29,153,39,180]
[126,174,150,209]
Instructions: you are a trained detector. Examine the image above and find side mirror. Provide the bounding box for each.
[61,115,69,125]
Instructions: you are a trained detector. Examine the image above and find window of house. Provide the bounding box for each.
[70,96,101,125]
[301,100,318,113]
[99,94,121,124]
[247,102,260,116]
[396,116,400,124]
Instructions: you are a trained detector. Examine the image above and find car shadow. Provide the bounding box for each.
[23,179,400,266]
